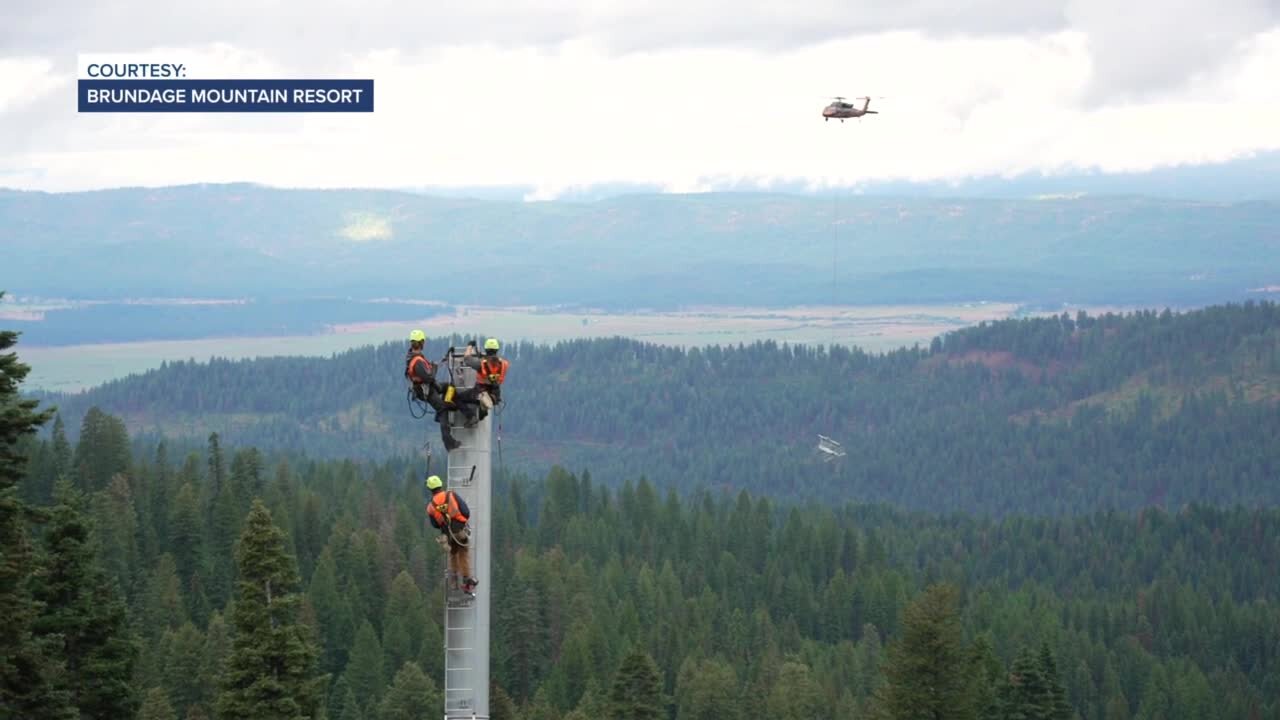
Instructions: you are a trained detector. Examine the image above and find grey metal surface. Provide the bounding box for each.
[442,354,491,719]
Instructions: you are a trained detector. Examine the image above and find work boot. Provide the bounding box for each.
[444,437,461,451]
[462,577,478,594]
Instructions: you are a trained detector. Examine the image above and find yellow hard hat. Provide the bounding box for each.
[410,329,427,343]
[484,337,500,351]
[426,474,442,490]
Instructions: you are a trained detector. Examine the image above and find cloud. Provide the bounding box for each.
[4,1,1277,104]
[1,0,1065,62]
[1065,0,1280,101]
[2,3,1279,193]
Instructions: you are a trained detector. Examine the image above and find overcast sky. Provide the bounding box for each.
[2,0,1278,198]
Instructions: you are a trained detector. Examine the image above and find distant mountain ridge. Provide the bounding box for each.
[397,150,1280,202]
[3,183,1277,312]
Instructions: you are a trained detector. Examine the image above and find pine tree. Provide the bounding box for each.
[0,306,65,717]
[874,582,975,720]
[216,500,325,720]
[374,661,440,720]
[995,647,1049,720]
[138,687,179,720]
[206,482,240,609]
[149,441,172,563]
[140,553,188,642]
[968,633,1002,718]
[206,433,226,496]
[1037,642,1072,720]
[160,622,206,716]
[675,656,741,720]
[522,687,559,720]
[72,406,131,492]
[50,414,72,482]
[499,580,544,702]
[606,649,664,720]
[308,546,354,675]
[168,482,204,589]
[490,682,519,720]
[381,572,427,684]
[200,612,231,712]
[91,472,141,602]
[230,448,264,515]
[345,620,385,714]
[31,480,140,718]
[327,674,362,720]
[764,659,825,720]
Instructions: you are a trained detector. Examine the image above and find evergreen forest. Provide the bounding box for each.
[4,298,1280,719]
[44,300,1280,514]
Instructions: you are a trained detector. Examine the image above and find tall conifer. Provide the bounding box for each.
[216,500,325,719]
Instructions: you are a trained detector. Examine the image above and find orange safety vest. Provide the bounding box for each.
[477,356,508,386]
[406,353,433,383]
[428,490,467,526]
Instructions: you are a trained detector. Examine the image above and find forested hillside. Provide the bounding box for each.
[41,301,1280,515]
[8,409,1280,719]
[6,299,1280,720]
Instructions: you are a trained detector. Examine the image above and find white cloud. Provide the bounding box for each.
[0,0,1066,60]
[1,2,1279,194]
[1065,0,1279,102]
[0,57,68,113]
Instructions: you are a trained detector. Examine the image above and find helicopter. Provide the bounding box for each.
[823,96,879,122]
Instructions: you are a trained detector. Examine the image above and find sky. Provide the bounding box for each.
[1,0,1279,199]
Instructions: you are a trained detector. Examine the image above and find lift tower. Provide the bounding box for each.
[441,353,492,719]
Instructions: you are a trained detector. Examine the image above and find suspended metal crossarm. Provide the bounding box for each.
[816,434,847,462]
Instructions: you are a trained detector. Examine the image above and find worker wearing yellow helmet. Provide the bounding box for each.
[425,474,476,595]
[405,329,433,387]
[404,329,462,451]
[476,338,508,393]
[457,336,509,423]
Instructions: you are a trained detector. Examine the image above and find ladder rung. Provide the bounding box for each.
[448,647,473,651]
[447,626,474,631]
[447,667,472,672]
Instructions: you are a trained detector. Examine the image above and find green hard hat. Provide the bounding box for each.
[484,337,500,351]
[410,329,426,343]
[425,475,442,490]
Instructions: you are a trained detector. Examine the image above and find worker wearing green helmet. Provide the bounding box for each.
[404,329,463,451]
[425,474,476,595]
[456,336,509,423]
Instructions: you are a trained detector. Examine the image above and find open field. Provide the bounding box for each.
[16,301,1113,393]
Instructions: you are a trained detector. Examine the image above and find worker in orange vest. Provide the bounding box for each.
[457,337,509,425]
[426,474,477,595]
[405,330,463,451]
